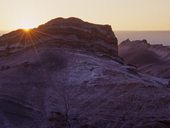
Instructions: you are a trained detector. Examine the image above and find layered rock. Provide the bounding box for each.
[0,18,169,128]
[0,17,118,58]
[119,39,170,79]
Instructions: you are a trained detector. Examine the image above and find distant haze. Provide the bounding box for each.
[115,31,170,46]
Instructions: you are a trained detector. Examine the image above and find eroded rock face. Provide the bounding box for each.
[119,39,170,79]
[0,18,169,128]
[0,17,118,58]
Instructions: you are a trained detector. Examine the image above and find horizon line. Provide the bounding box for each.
[1,29,170,32]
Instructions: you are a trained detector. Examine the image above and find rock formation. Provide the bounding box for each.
[0,18,169,128]
[119,39,170,79]
[0,17,118,58]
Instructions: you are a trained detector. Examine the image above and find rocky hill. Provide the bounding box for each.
[0,18,170,128]
[0,17,118,58]
[119,39,170,79]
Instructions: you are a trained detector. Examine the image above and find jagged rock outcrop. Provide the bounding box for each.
[119,39,170,79]
[0,18,169,128]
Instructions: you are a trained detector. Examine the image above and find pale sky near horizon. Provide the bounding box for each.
[0,0,170,31]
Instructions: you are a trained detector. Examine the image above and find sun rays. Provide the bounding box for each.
[15,27,55,58]
[10,27,56,82]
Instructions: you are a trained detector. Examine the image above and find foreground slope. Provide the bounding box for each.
[0,18,170,128]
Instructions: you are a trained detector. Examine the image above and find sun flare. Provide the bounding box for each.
[21,24,33,32]
[23,28,31,32]
[19,20,37,32]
